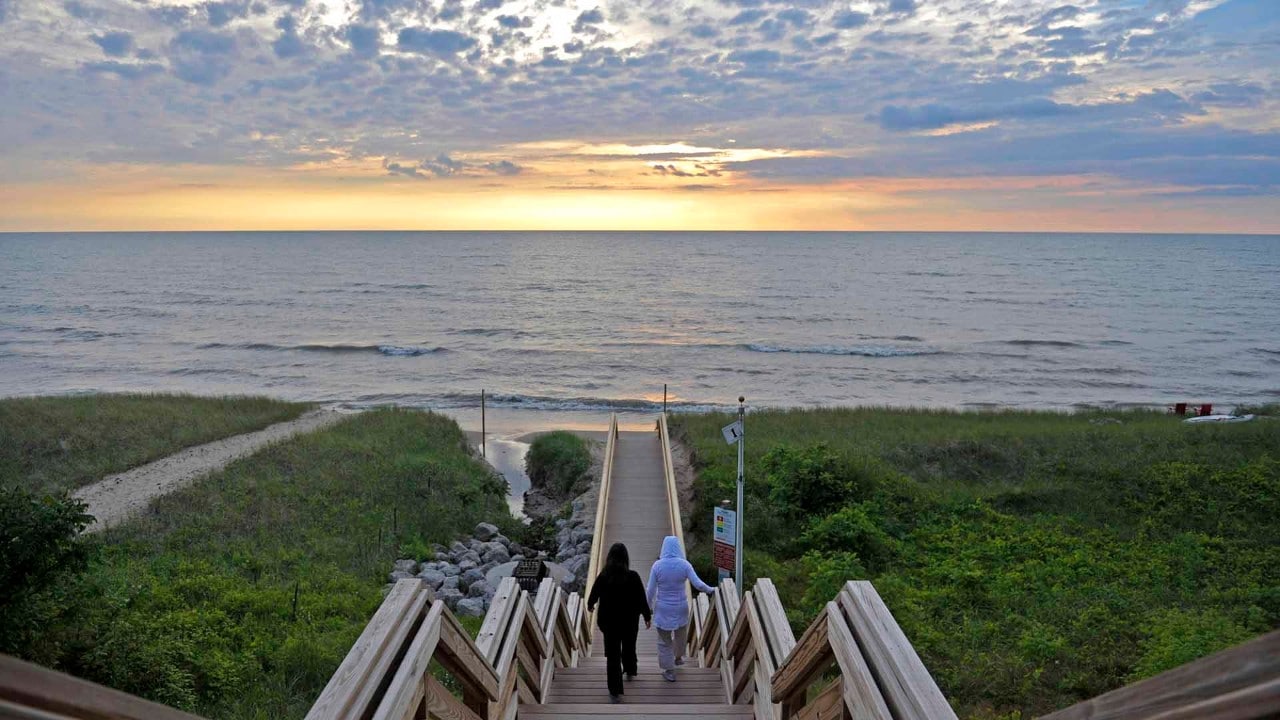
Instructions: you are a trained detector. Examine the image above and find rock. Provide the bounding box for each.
[474,522,500,541]
[467,538,481,550]
[572,499,584,513]
[556,541,574,559]
[459,550,482,565]
[450,541,468,555]
[388,570,415,583]
[569,528,593,545]
[481,544,510,565]
[442,576,460,590]
[435,552,452,562]
[439,563,461,577]
[575,540,591,555]
[494,535,511,548]
[555,519,568,529]
[417,569,446,590]
[563,554,589,580]
[456,597,487,617]
[467,579,491,598]
[458,559,479,573]
[511,554,525,562]
[560,573,576,592]
[460,568,486,590]
[393,558,418,574]
[437,588,465,610]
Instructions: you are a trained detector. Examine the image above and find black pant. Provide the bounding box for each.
[601,624,639,696]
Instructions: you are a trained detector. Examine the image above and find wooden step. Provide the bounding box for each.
[555,668,719,679]
[518,703,752,720]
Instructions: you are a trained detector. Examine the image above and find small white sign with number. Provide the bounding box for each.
[721,419,743,445]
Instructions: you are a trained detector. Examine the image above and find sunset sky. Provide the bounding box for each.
[1,0,1277,231]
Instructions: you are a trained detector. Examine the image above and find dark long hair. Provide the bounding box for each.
[603,542,630,577]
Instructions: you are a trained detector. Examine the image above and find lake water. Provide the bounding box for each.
[2,232,1277,424]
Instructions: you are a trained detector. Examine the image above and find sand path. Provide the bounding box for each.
[74,407,349,532]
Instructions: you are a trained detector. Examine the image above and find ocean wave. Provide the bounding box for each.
[450,327,532,338]
[364,392,734,413]
[197,342,446,356]
[743,343,940,357]
[1001,340,1085,348]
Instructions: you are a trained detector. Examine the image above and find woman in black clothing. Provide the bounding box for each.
[586,543,652,703]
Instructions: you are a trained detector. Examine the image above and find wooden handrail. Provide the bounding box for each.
[583,412,619,636]
[0,654,208,720]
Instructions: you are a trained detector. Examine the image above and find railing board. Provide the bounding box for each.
[306,578,430,720]
[754,579,797,668]
[838,582,955,720]
[373,601,445,720]
[438,609,500,701]
[425,674,482,720]
[1036,629,1280,720]
[584,413,619,634]
[0,655,207,720]
[733,644,757,702]
[793,680,845,720]
[825,603,892,720]
[727,599,752,661]
[771,607,831,704]
[476,578,520,666]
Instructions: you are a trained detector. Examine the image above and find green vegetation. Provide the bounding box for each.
[670,406,1280,719]
[0,393,309,493]
[526,430,591,497]
[3,407,515,719]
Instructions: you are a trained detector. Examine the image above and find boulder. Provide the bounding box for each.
[389,570,415,583]
[442,576,460,590]
[474,522,500,541]
[393,558,418,574]
[559,573,577,593]
[467,580,491,598]
[458,559,479,573]
[575,540,592,556]
[439,563,461,577]
[563,554,589,580]
[569,528,593,546]
[494,535,511,548]
[437,588,465,610]
[456,597,487,617]
[572,499,585,514]
[450,541,468,555]
[481,545,510,565]
[435,552,452,562]
[467,538,482,550]
[416,569,446,590]
[460,568,486,590]
[459,550,482,565]
[511,554,525,562]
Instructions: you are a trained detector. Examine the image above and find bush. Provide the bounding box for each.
[1131,608,1258,680]
[0,486,92,657]
[763,443,857,517]
[526,431,591,498]
[799,503,895,570]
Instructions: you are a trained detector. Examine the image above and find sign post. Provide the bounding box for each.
[721,397,745,589]
[713,504,736,582]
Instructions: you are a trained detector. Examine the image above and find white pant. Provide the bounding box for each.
[655,624,688,671]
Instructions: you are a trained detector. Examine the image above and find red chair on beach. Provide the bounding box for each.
[1173,403,1187,416]
[1199,404,1213,416]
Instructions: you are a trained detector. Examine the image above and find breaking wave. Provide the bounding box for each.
[197,342,446,356]
[743,343,940,357]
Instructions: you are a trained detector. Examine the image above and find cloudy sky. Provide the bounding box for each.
[1,0,1277,231]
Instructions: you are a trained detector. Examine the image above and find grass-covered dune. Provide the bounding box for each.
[670,406,1280,720]
[0,393,309,493]
[3,407,518,719]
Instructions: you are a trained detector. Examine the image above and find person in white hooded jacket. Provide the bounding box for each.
[645,535,716,681]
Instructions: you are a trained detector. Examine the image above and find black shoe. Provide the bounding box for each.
[626,673,636,681]
[609,695,622,704]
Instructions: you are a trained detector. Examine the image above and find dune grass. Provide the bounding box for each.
[0,393,310,493]
[7,408,517,719]
[670,406,1280,719]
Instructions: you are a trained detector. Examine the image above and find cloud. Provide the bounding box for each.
[573,7,603,32]
[832,10,869,29]
[204,1,249,27]
[484,159,522,175]
[90,31,134,57]
[344,24,380,56]
[81,60,164,78]
[167,29,237,85]
[272,15,306,58]
[383,154,524,179]
[729,9,767,25]
[1192,82,1266,108]
[495,14,530,28]
[726,48,781,64]
[396,27,477,54]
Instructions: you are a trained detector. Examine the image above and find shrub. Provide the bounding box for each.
[762,443,857,517]
[0,486,92,657]
[799,503,895,570]
[526,431,591,497]
[1131,608,1257,680]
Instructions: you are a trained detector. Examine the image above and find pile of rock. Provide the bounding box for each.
[387,522,548,617]
[551,498,594,594]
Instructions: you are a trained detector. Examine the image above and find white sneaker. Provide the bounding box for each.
[662,670,677,682]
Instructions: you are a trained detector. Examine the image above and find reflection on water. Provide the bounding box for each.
[478,436,532,519]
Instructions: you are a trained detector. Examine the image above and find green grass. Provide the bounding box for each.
[8,408,518,719]
[670,406,1280,720]
[0,394,310,493]
[526,430,591,498]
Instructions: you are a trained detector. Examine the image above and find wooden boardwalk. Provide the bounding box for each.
[523,426,745,720]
